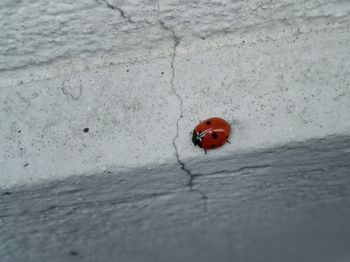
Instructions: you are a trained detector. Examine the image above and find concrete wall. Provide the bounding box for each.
[1,0,350,261]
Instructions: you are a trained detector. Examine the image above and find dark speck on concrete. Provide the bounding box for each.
[2,191,11,196]
[18,130,21,133]
[161,72,164,75]
[83,128,89,133]
[70,250,78,256]
[126,69,129,72]
[24,163,29,167]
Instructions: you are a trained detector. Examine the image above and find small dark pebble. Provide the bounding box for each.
[83,128,89,133]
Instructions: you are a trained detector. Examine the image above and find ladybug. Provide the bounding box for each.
[192,117,231,154]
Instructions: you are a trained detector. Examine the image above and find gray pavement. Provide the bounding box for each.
[1,136,350,262]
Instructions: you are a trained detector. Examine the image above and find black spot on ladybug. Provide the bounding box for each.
[212,132,218,139]
[70,250,78,256]
[83,128,89,133]
[206,120,211,125]
[211,145,215,149]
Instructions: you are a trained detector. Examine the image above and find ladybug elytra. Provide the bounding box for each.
[192,117,231,154]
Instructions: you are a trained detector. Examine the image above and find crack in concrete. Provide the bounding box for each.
[157,3,208,209]
[98,0,135,24]
[199,165,272,177]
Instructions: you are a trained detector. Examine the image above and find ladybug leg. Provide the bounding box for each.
[226,140,231,144]
[204,148,207,154]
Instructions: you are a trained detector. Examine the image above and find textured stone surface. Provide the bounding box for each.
[0,0,159,71]
[1,0,350,79]
[176,27,350,162]
[1,23,350,187]
[1,0,350,260]
[1,57,179,186]
[1,136,350,262]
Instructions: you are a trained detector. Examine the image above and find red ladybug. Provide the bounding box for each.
[192,117,231,153]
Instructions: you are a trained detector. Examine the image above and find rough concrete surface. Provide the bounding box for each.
[1,0,350,261]
[1,22,350,186]
[1,136,350,262]
[2,0,350,74]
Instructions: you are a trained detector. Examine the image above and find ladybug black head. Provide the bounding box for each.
[192,130,203,148]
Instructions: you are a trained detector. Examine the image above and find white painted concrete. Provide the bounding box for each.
[1,58,180,186]
[2,0,350,75]
[1,22,350,186]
